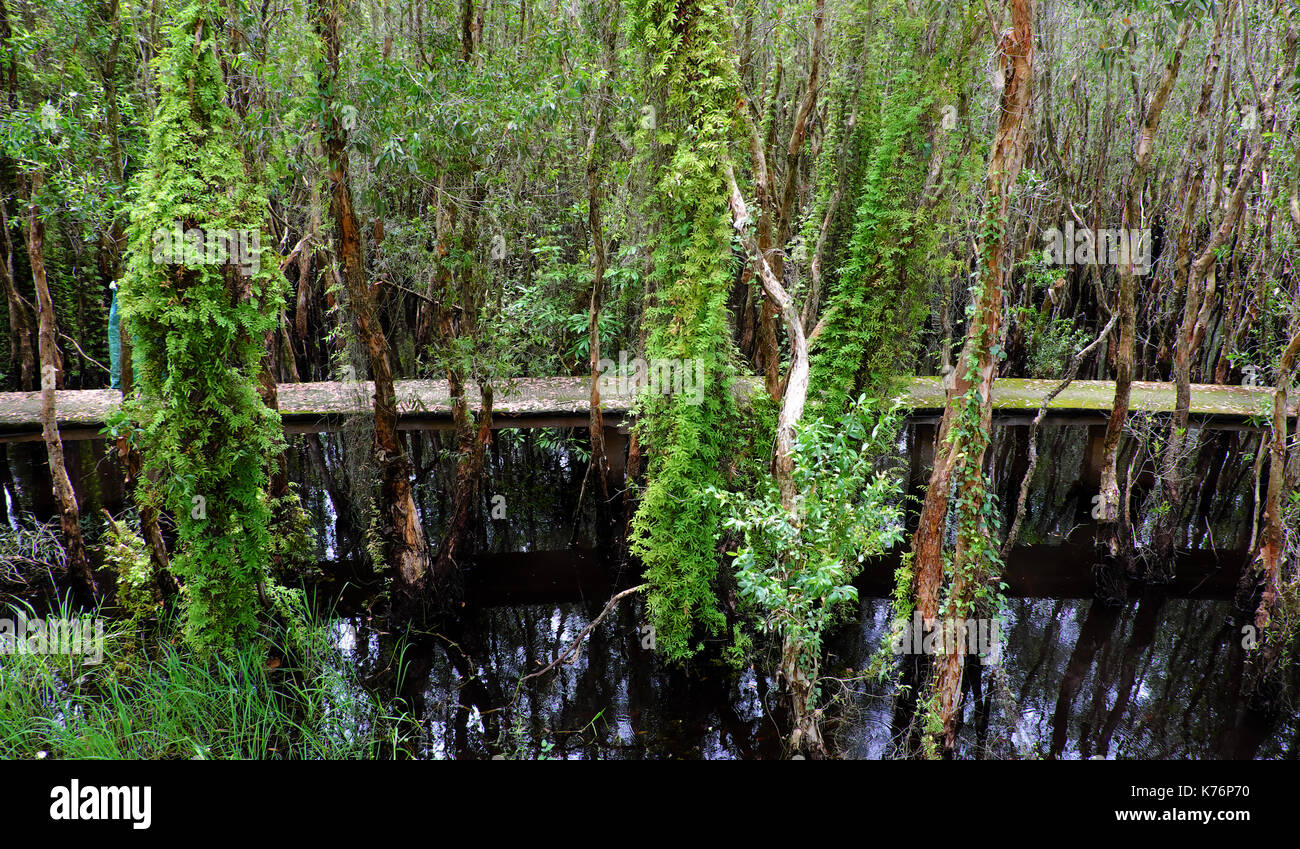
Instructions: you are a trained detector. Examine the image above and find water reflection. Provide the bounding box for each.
[1,419,1295,758]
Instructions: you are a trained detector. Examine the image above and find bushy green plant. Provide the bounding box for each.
[102,514,159,624]
[1013,260,1090,378]
[711,396,907,696]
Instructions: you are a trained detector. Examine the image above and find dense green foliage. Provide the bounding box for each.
[626,0,744,661]
[0,0,141,390]
[118,3,288,655]
[1,0,1298,761]
[809,4,976,415]
[713,397,906,696]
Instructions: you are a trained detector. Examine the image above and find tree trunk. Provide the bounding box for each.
[313,0,429,599]
[1156,25,1295,564]
[25,172,98,600]
[741,0,824,402]
[1253,329,1300,639]
[910,0,1034,753]
[1099,17,1197,570]
[727,162,816,754]
[0,200,38,391]
[585,17,615,505]
[435,373,492,585]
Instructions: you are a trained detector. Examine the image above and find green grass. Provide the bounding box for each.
[0,596,415,759]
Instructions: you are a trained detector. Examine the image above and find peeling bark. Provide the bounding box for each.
[25,172,98,600]
[313,0,429,599]
[1157,24,1296,564]
[740,0,824,402]
[1253,329,1300,639]
[727,161,816,754]
[1101,17,1195,571]
[910,0,1033,753]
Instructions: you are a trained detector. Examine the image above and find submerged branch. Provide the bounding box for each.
[520,583,648,684]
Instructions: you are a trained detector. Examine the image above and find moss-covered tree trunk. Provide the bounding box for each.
[627,0,742,662]
[119,7,288,654]
[426,176,492,590]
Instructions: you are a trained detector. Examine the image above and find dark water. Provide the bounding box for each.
[2,420,1297,759]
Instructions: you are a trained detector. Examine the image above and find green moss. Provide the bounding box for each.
[809,2,978,417]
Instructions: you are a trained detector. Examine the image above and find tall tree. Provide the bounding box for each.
[1252,327,1300,658]
[119,3,286,654]
[26,169,98,599]
[909,0,1034,754]
[1097,11,1198,572]
[311,0,430,603]
[627,0,743,661]
[1154,19,1296,565]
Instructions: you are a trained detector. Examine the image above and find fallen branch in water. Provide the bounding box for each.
[494,583,649,754]
[521,583,648,683]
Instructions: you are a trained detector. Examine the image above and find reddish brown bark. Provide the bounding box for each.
[1254,329,1300,636]
[25,172,99,600]
[1099,17,1199,568]
[1157,25,1296,562]
[314,0,429,597]
[460,0,475,61]
[910,0,1033,751]
[111,301,173,598]
[913,3,1033,623]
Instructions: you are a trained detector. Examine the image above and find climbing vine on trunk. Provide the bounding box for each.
[119,2,288,656]
[627,0,743,661]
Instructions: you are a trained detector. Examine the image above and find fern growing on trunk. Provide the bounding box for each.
[119,2,288,656]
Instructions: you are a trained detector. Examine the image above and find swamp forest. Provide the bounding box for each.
[0,0,1298,764]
